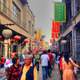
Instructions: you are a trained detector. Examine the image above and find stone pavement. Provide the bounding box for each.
[39,63,61,80]
[39,64,42,80]
[49,63,61,80]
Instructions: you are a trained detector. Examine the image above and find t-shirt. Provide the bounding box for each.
[41,54,49,67]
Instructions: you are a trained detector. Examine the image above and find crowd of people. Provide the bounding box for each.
[0,48,80,80]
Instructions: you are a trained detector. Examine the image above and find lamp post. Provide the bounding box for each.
[2,29,12,58]
[61,40,67,44]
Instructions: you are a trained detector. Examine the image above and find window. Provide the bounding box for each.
[12,2,21,23]
[2,0,7,12]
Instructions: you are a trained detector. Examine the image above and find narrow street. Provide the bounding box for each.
[0,0,80,80]
[39,63,61,80]
[49,64,61,80]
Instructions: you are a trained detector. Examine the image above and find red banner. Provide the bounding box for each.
[51,21,60,40]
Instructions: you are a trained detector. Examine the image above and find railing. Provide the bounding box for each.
[0,1,28,33]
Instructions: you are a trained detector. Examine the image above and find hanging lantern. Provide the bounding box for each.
[24,39,29,44]
[2,29,12,39]
[14,35,21,41]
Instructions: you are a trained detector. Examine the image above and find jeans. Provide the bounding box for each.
[42,66,48,80]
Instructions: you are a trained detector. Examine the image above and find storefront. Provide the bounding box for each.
[0,24,29,58]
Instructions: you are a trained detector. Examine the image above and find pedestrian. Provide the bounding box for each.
[33,50,40,71]
[40,50,49,80]
[54,51,59,64]
[47,49,54,77]
[51,51,56,69]
[59,52,64,80]
[62,53,80,80]
[6,54,22,80]
[20,51,38,80]
[0,55,5,68]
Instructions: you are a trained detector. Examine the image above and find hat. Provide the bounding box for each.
[24,54,33,59]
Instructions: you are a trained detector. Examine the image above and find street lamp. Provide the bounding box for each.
[61,36,67,44]
[61,39,67,44]
[60,37,67,52]
[2,29,12,58]
[2,29,12,39]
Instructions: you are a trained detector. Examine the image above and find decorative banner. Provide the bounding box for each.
[52,21,60,32]
[51,21,60,40]
[34,29,43,41]
[54,2,66,22]
[34,31,40,41]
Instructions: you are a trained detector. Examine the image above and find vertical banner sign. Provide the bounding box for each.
[51,21,60,40]
[54,2,66,22]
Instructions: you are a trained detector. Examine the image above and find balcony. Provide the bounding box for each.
[0,1,28,33]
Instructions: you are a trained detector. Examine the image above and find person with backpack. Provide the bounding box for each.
[20,51,38,80]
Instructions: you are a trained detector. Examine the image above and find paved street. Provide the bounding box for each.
[39,64,42,80]
[48,63,60,80]
[39,63,61,80]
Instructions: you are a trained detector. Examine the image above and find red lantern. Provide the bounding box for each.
[14,35,21,41]
[24,39,29,44]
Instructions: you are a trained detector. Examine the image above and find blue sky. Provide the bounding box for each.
[28,0,62,42]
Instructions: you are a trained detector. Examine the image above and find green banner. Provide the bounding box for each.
[54,2,66,22]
